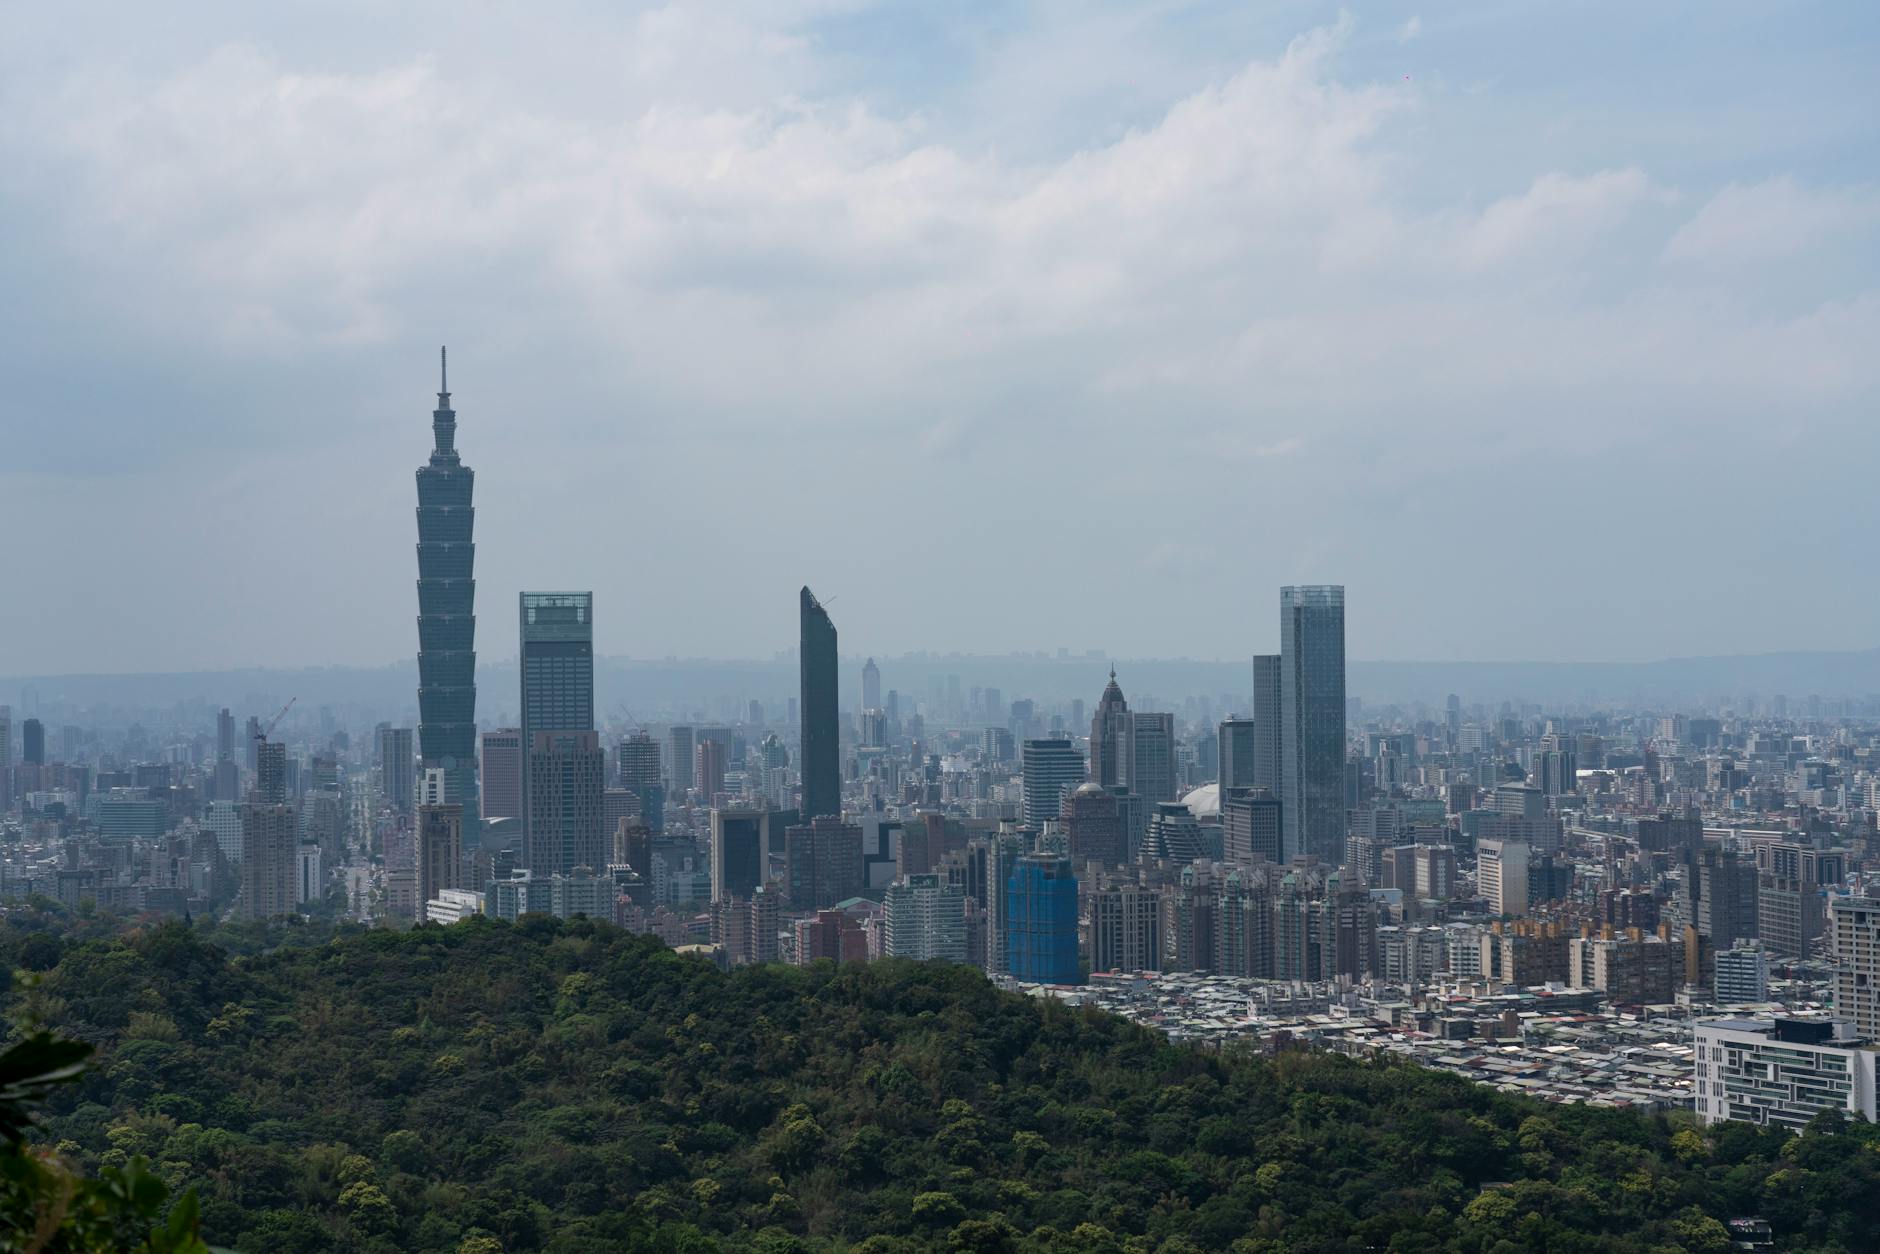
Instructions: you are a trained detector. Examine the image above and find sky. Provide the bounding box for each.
[2,1,1877,674]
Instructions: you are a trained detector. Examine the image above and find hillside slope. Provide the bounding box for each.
[6,913,1877,1253]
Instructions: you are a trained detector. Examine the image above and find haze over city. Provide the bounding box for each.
[4,2,1878,674]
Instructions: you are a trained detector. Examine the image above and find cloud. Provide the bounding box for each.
[1398,16,1422,43]
[0,6,1875,669]
[1662,177,1880,267]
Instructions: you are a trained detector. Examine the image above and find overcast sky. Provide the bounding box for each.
[3,2,1877,674]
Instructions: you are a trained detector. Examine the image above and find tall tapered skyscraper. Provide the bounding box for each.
[1279,586,1345,865]
[799,586,840,820]
[415,348,478,819]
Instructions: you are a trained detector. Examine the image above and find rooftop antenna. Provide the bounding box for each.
[440,345,448,394]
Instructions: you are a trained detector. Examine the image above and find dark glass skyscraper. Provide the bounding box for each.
[1279,586,1346,865]
[415,349,478,818]
[799,586,840,820]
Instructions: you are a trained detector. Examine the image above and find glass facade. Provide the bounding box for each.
[1006,853,1080,985]
[415,351,479,818]
[799,587,840,820]
[1279,586,1345,865]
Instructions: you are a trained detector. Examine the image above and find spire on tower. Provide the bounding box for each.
[438,345,450,404]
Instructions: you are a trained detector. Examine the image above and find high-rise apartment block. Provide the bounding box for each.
[883,874,968,961]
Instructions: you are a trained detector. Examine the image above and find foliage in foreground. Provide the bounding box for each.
[2,908,1877,1253]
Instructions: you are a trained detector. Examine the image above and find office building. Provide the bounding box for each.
[1278,586,1345,864]
[799,587,841,820]
[711,807,767,903]
[794,910,869,965]
[216,708,236,762]
[1222,787,1282,863]
[1831,896,1880,1041]
[22,718,44,766]
[1061,782,1125,868]
[618,733,665,834]
[1127,712,1177,805]
[668,725,696,797]
[414,349,479,816]
[479,729,522,821]
[417,800,463,922]
[1478,839,1529,918]
[524,730,606,877]
[783,815,863,910]
[1694,1016,1878,1129]
[1090,671,1130,787]
[861,656,881,715]
[883,874,968,961]
[1006,853,1079,985]
[378,726,415,816]
[1219,717,1259,796]
[519,590,594,855]
[1757,844,1845,957]
[1251,654,1282,792]
[695,738,727,802]
[1021,738,1086,828]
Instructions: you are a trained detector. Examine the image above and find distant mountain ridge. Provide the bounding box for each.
[8,646,1880,723]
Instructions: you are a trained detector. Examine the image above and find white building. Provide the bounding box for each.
[1694,1016,1878,1130]
[882,873,967,962]
[1477,839,1529,918]
[426,888,486,925]
[1831,896,1880,1041]
[1714,940,1770,1005]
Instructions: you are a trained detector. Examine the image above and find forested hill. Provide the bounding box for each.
[6,912,1878,1254]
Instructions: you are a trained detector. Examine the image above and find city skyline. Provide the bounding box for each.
[4,5,1878,673]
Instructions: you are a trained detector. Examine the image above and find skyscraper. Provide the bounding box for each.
[695,738,727,805]
[1089,671,1129,786]
[1127,712,1176,805]
[524,730,606,876]
[618,733,665,835]
[668,725,696,797]
[519,591,594,851]
[799,587,840,820]
[22,718,44,766]
[378,726,415,816]
[417,785,464,920]
[1021,738,1085,829]
[1219,717,1259,795]
[1279,586,1345,864]
[415,348,479,818]
[861,656,881,714]
[216,708,236,762]
[1252,654,1282,792]
[240,735,296,921]
[711,807,767,903]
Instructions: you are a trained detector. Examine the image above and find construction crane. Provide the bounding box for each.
[256,696,296,742]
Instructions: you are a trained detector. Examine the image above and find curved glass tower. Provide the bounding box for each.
[416,348,478,820]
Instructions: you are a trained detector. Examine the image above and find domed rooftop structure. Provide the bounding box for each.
[1073,780,1106,796]
[1179,783,1220,819]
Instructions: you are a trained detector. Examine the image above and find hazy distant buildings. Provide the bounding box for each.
[861,656,881,716]
[1279,586,1345,864]
[618,733,665,834]
[22,718,44,766]
[799,587,840,820]
[668,725,696,798]
[414,349,479,816]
